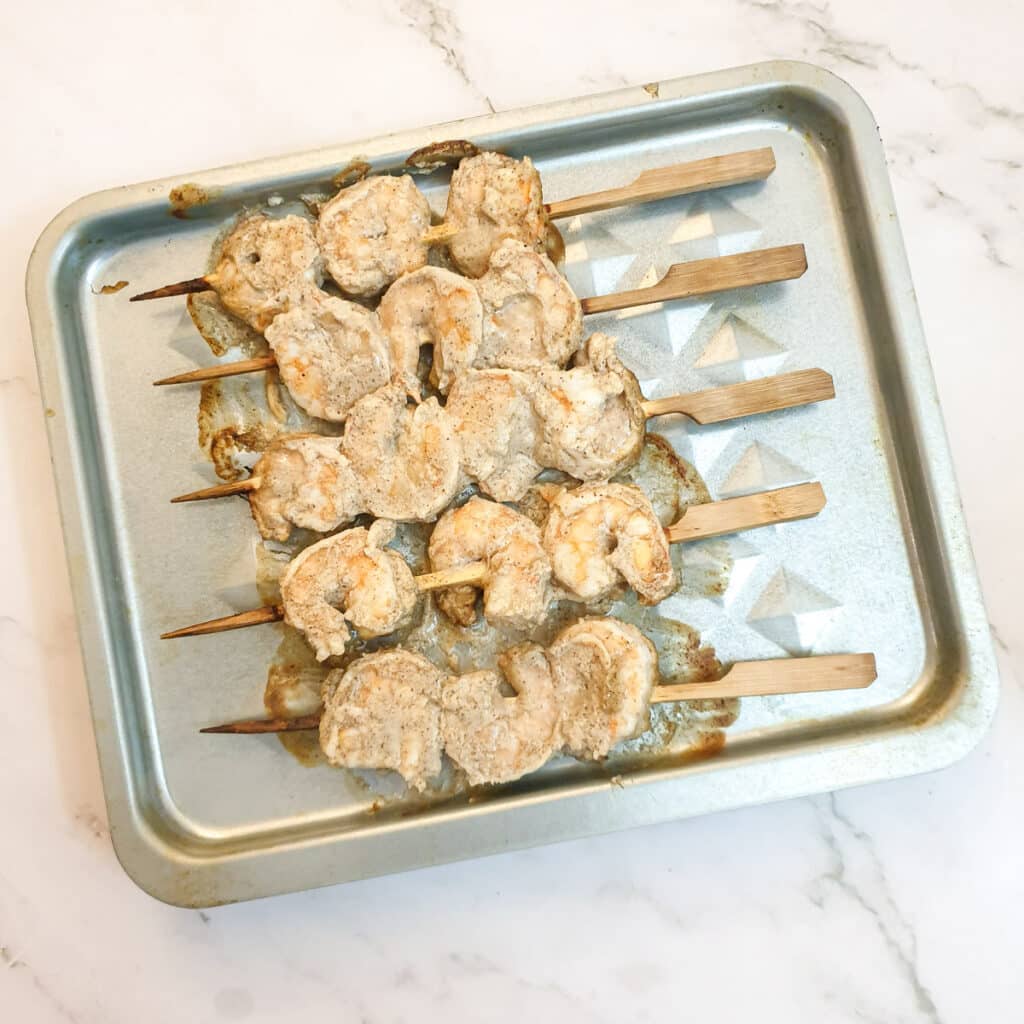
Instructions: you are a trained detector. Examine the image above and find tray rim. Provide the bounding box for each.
[25,59,999,907]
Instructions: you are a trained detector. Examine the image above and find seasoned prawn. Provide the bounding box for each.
[441,643,561,785]
[320,649,444,791]
[211,214,325,331]
[264,296,391,421]
[248,434,362,542]
[279,520,418,661]
[543,483,677,605]
[378,266,483,393]
[444,369,543,501]
[316,175,432,298]
[444,152,548,278]
[476,241,583,371]
[548,617,658,760]
[341,382,463,521]
[533,333,646,481]
[428,496,552,629]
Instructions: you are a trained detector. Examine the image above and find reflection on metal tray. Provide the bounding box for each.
[26,61,998,907]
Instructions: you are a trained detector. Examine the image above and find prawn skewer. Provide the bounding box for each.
[131,148,776,304]
[168,368,833,507]
[199,649,877,734]
[200,621,874,789]
[151,244,808,388]
[161,482,825,642]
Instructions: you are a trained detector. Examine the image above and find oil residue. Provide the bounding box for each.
[169,182,217,218]
[92,279,129,295]
[197,376,342,482]
[187,292,267,357]
[263,630,327,766]
[331,158,372,190]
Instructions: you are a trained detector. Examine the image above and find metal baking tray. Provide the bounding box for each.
[26,61,998,907]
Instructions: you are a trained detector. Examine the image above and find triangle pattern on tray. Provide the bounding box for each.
[719,442,811,497]
[746,569,842,654]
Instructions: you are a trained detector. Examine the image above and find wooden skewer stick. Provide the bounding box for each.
[160,560,490,639]
[170,477,259,504]
[155,356,276,387]
[170,372,834,504]
[640,368,834,424]
[421,221,461,246]
[129,276,216,302]
[580,244,807,316]
[163,483,825,640]
[161,603,284,639]
[131,149,776,304]
[652,652,877,702]
[171,477,258,504]
[153,244,808,387]
[664,482,825,544]
[199,651,877,734]
[545,148,776,220]
[202,713,324,735]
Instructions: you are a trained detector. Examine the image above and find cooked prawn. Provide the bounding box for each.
[441,643,561,785]
[211,214,325,331]
[428,496,552,629]
[264,296,391,422]
[548,617,659,760]
[444,152,548,278]
[341,382,463,521]
[476,241,583,371]
[248,434,362,542]
[319,649,444,791]
[533,333,646,481]
[444,369,543,501]
[316,175,432,298]
[543,483,677,605]
[279,520,418,661]
[377,266,483,393]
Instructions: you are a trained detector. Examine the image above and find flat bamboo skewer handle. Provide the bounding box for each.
[664,482,825,544]
[580,244,807,316]
[641,368,834,424]
[545,148,776,219]
[154,245,809,387]
[200,652,877,734]
[161,561,488,639]
[652,653,877,702]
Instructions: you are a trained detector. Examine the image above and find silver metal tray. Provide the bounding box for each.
[26,61,998,907]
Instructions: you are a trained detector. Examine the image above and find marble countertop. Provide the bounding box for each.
[2,2,1020,1020]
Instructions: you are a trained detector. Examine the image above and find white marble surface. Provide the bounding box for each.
[2,1,1021,1019]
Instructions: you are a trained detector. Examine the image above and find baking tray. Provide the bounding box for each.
[26,61,998,907]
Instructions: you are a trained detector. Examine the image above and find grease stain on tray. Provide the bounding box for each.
[169,182,218,218]
[92,280,129,295]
